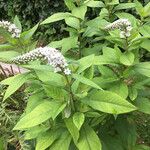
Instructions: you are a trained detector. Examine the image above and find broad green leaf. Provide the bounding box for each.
[36,129,61,150]
[139,25,150,36]
[82,91,137,114]
[14,101,66,130]
[84,0,105,8]
[25,125,48,140]
[77,124,101,150]
[73,112,85,130]
[120,52,135,66]
[144,2,150,17]
[49,130,72,150]
[134,98,150,114]
[14,15,22,31]
[65,16,80,29]
[0,51,19,61]
[98,65,116,77]
[72,74,102,90]
[41,13,71,24]
[21,23,38,40]
[44,85,67,100]
[1,73,30,100]
[0,43,14,51]
[141,39,150,52]
[62,36,78,53]
[49,36,78,54]
[109,82,128,99]
[114,3,135,10]
[129,86,138,101]
[64,0,75,10]
[107,0,119,5]
[35,70,65,87]
[134,0,144,17]
[102,47,121,64]
[65,117,79,143]
[134,62,150,77]
[72,5,87,20]
[77,54,95,73]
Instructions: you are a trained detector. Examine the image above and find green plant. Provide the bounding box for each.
[0,0,150,150]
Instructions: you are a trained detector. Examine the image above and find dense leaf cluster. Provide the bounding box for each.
[0,0,150,150]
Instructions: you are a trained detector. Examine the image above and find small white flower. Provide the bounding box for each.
[12,47,71,75]
[64,68,71,75]
[105,18,132,38]
[0,20,21,38]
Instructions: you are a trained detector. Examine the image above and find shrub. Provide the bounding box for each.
[0,0,150,149]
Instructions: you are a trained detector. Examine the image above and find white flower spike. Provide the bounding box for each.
[0,20,21,38]
[12,47,71,75]
[105,19,132,38]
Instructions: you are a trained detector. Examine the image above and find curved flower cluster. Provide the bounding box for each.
[105,19,132,38]
[12,47,71,75]
[0,20,21,38]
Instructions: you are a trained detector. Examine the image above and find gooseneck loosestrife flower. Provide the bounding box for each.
[105,19,132,38]
[12,47,71,75]
[0,20,21,38]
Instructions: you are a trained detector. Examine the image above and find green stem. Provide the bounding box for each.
[125,36,129,51]
[64,74,75,112]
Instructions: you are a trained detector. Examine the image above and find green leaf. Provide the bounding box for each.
[49,36,78,54]
[107,0,119,5]
[25,125,48,140]
[141,39,150,52]
[14,15,22,31]
[36,129,61,150]
[84,0,105,8]
[0,51,19,61]
[72,5,87,20]
[65,16,80,29]
[41,13,71,24]
[139,25,150,36]
[134,98,150,114]
[134,62,150,77]
[129,86,138,101]
[120,52,135,66]
[143,2,150,17]
[77,124,101,150]
[44,85,67,100]
[21,23,39,40]
[1,73,30,100]
[109,82,128,99]
[64,0,75,10]
[114,3,135,10]
[35,70,65,87]
[82,91,137,114]
[134,0,144,17]
[98,65,116,77]
[77,54,95,73]
[102,47,121,64]
[14,101,66,130]
[65,117,79,143]
[72,74,102,90]
[73,112,85,130]
[49,130,72,150]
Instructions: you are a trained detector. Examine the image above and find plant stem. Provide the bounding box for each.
[64,74,75,112]
[125,36,129,51]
